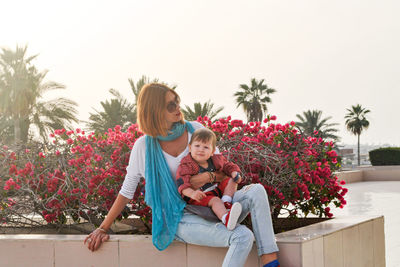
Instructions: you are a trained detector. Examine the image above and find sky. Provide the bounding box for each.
[1,0,399,146]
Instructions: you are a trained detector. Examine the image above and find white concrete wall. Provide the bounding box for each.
[335,170,363,184]
[336,165,400,184]
[0,215,385,267]
[359,166,400,181]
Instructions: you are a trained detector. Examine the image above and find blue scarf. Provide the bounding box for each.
[145,121,195,251]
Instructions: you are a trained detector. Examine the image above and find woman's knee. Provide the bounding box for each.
[246,183,268,200]
[231,226,255,245]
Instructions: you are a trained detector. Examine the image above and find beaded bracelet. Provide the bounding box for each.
[97,227,107,233]
[210,172,216,183]
[207,172,213,183]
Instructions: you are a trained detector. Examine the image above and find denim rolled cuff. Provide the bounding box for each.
[257,243,279,256]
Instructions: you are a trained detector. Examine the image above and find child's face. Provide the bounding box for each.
[189,139,215,163]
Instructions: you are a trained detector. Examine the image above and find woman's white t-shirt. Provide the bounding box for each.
[119,121,206,199]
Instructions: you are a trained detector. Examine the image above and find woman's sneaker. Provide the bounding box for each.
[224,202,242,230]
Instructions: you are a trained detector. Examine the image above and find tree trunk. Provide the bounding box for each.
[13,116,21,143]
[20,117,30,143]
[357,134,360,166]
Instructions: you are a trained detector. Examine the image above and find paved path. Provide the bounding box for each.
[331,181,400,267]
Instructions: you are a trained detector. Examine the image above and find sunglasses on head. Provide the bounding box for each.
[166,97,180,113]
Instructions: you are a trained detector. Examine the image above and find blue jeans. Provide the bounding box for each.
[175,184,279,267]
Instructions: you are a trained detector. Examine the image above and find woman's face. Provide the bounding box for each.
[164,91,182,125]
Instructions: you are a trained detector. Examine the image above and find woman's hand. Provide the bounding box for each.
[214,171,228,183]
[82,193,130,251]
[190,171,228,189]
[190,172,210,189]
[84,228,110,252]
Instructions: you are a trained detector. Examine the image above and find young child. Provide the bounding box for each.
[176,128,243,230]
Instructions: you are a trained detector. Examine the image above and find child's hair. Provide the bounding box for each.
[189,128,217,149]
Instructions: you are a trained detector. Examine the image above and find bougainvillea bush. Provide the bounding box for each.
[0,116,347,233]
[0,125,150,232]
[200,116,347,220]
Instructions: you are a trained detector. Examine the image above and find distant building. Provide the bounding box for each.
[339,148,371,167]
[339,149,354,157]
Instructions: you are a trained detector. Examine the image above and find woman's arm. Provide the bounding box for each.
[84,193,131,251]
[190,172,210,189]
[190,171,227,189]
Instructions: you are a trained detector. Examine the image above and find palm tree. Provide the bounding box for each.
[0,45,37,141]
[295,110,340,141]
[0,45,79,143]
[86,89,136,133]
[234,78,276,122]
[181,100,224,121]
[0,115,14,143]
[345,104,371,165]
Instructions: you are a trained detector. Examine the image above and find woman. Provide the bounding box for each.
[84,83,280,267]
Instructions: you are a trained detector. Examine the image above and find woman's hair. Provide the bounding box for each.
[189,128,217,149]
[137,83,184,137]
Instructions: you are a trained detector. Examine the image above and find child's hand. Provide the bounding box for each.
[231,171,238,179]
[231,171,242,183]
[190,190,206,202]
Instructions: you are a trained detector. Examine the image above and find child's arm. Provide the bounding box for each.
[182,188,207,202]
[213,154,242,182]
[176,163,196,195]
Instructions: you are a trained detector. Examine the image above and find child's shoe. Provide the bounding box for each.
[224,202,242,230]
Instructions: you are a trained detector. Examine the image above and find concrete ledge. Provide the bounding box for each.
[275,215,385,267]
[336,165,400,184]
[358,166,400,181]
[0,215,385,267]
[335,170,363,184]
